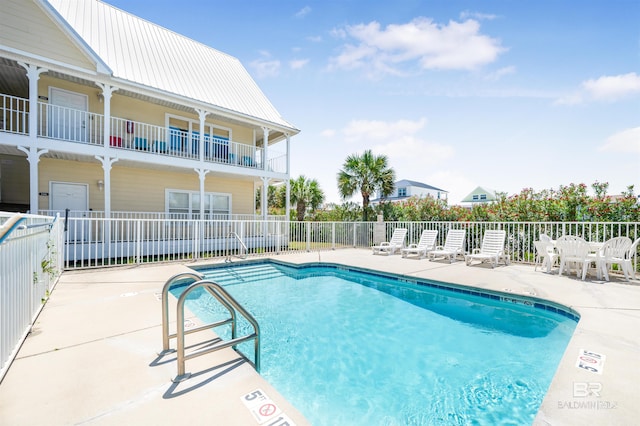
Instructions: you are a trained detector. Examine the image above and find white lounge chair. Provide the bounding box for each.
[401,229,438,259]
[465,230,508,268]
[428,229,465,263]
[598,236,633,281]
[372,228,407,255]
[556,235,597,280]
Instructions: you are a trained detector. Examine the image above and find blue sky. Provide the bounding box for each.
[107,0,640,205]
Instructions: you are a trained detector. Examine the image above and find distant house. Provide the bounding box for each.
[371,179,448,205]
[461,186,498,204]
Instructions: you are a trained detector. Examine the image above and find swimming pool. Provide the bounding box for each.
[172,261,578,425]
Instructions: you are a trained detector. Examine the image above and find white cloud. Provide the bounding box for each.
[600,127,640,153]
[583,72,640,101]
[556,72,640,104]
[295,6,311,18]
[460,10,498,21]
[342,118,428,142]
[290,59,310,70]
[250,52,280,78]
[484,65,516,81]
[328,17,505,76]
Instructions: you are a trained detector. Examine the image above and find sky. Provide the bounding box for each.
[106,0,640,205]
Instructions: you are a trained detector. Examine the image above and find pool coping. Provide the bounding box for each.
[0,249,638,425]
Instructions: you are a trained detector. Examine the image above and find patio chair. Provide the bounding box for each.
[622,238,640,281]
[533,240,558,273]
[372,228,407,255]
[556,235,597,280]
[598,236,633,282]
[428,229,466,263]
[465,230,508,268]
[401,229,438,259]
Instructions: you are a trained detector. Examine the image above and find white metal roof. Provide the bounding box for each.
[44,0,297,131]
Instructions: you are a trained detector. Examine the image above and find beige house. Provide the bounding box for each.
[0,0,299,220]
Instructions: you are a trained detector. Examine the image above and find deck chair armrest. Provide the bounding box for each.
[471,248,481,254]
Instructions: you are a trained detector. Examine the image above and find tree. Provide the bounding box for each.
[290,175,325,221]
[337,150,395,221]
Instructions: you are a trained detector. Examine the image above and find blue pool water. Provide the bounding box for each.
[171,261,578,425]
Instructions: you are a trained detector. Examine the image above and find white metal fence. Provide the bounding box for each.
[57,217,640,272]
[0,213,64,382]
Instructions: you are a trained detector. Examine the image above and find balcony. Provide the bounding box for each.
[0,93,287,173]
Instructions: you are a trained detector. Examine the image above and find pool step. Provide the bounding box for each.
[204,264,286,285]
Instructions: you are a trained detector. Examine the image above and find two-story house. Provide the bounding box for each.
[370,179,448,205]
[0,0,299,222]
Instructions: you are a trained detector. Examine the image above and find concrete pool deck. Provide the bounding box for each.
[0,249,638,425]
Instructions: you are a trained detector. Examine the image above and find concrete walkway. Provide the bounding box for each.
[0,249,638,425]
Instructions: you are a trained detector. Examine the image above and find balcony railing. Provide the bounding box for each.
[0,93,287,173]
[0,93,28,135]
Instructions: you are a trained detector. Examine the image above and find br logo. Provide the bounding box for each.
[573,382,602,398]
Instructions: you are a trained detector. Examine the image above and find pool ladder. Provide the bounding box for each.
[226,231,248,262]
[160,272,260,382]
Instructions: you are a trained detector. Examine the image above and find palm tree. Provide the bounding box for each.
[290,175,325,221]
[337,150,395,221]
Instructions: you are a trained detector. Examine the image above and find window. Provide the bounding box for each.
[167,190,231,219]
[398,188,407,197]
[472,195,479,201]
[480,194,487,200]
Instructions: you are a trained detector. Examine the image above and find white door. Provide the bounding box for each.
[48,87,89,142]
[50,182,89,240]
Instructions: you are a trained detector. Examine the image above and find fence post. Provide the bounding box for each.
[306,222,311,252]
[135,220,142,264]
[193,220,199,261]
[332,222,336,250]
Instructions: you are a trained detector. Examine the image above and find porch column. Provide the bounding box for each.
[96,156,118,218]
[18,62,47,139]
[96,84,118,148]
[196,168,209,218]
[17,146,48,213]
[262,127,269,171]
[195,109,208,162]
[261,176,270,220]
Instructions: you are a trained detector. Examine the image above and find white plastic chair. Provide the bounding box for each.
[465,230,508,268]
[556,235,597,280]
[622,237,640,281]
[534,240,558,273]
[372,228,407,255]
[598,237,633,281]
[428,229,466,263]
[401,229,438,259]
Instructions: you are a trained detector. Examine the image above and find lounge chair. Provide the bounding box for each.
[372,228,407,255]
[428,229,465,263]
[465,230,508,268]
[401,229,438,259]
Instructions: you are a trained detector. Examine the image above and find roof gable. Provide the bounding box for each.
[461,186,497,203]
[46,0,297,131]
[396,179,447,193]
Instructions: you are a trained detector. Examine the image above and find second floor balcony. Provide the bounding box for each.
[0,92,288,174]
